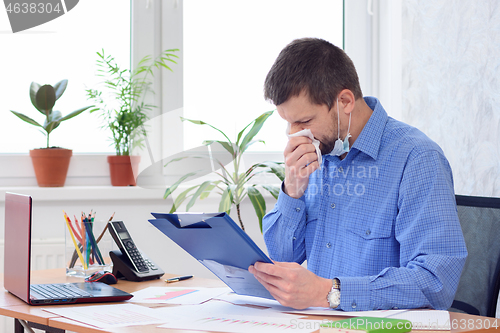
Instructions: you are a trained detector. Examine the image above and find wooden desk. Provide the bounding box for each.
[0,269,498,333]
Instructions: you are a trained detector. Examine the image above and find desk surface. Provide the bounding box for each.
[0,269,497,333]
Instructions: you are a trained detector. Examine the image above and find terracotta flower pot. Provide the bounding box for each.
[107,155,141,186]
[29,148,72,187]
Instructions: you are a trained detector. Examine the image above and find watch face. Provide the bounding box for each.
[328,289,341,308]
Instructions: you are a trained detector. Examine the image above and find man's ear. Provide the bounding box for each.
[338,89,355,115]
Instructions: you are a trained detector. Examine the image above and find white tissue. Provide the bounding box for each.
[286,128,322,167]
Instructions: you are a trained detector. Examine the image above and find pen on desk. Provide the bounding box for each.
[165,275,193,283]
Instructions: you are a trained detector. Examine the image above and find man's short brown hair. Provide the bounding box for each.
[264,38,362,108]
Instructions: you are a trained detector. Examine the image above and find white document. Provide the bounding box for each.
[201,259,273,299]
[286,308,450,330]
[285,308,405,317]
[215,294,451,331]
[130,286,230,304]
[215,291,297,312]
[387,310,450,330]
[153,300,298,319]
[43,303,169,329]
[155,301,323,333]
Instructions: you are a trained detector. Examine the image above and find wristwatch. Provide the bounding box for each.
[327,278,341,308]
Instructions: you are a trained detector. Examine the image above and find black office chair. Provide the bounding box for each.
[449,195,500,317]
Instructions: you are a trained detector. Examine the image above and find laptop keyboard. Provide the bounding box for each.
[31,283,93,300]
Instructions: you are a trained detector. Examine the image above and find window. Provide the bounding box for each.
[0,0,357,186]
[0,1,130,154]
[182,0,344,152]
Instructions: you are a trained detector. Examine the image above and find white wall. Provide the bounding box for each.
[401,0,500,196]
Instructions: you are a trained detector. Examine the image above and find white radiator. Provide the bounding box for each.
[0,238,66,273]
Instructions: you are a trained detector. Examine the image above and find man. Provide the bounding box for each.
[248,38,467,311]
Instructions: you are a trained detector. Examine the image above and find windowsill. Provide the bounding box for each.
[0,186,166,202]
[0,152,284,188]
[0,179,282,203]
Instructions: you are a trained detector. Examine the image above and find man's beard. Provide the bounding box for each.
[319,136,336,155]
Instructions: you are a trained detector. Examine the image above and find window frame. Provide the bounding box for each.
[0,0,401,188]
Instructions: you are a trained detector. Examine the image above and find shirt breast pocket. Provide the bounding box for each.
[342,217,397,276]
[346,218,393,240]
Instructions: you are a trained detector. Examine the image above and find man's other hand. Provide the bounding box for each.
[248,261,332,310]
[284,136,319,198]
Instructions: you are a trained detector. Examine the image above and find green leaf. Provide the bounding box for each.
[164,172,197,199]
[43,121,60,134]
[36,85,57,115]
[29,82,43,114]
[10,111,42,127]
[47,110,62,122]
[243,139,266,151]
[163,155,205,169]
[254,161,285,182]
[44,110,62,134]
[53,79,68,100]
[137,55,152,66]
[186,181,214,211]
[170,185,199,213]
[199,181,221,200]
[59,106,93,122]
[181,117,233,145]
[158,62,173,72]
[262,185,280,199]
[219,186,233,214]
[247,186,266,233]
[202,140,235,157]
[236,121,253,146]
[238,110,273,154]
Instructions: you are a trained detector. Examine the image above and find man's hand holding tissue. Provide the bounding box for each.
[283,136,320,199]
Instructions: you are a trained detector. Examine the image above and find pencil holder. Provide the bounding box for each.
[65,216,114,278]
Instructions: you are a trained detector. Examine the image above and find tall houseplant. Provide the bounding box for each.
[11,79,91,186]
[86,49,178,185]
[164,111,284,232]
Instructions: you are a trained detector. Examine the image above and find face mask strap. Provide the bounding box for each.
[337,98,351,140]
[347,105,351,134]
[336,98,340,139]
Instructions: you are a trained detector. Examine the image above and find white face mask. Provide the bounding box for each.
[329,98,351,156]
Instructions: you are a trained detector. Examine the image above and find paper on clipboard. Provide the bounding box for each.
[200,259,272,299]
[148,212,274,300]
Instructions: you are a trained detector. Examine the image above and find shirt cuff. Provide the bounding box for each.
[338,276,371,311]
[276,183,306,228]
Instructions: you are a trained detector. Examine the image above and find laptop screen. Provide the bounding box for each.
[4,192,32,303]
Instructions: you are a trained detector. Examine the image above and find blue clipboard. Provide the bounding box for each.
[148,212,274,299]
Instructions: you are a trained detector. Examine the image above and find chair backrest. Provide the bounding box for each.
[449,195,500,317]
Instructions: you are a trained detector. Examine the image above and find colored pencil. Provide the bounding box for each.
[64,214,86,269]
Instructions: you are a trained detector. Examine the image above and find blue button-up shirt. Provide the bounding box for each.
[263,97,467,311]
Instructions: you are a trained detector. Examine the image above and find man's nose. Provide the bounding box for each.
[288,123,304,135]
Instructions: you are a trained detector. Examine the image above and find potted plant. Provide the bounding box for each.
[11,80,92,187]
[86,49,179,186]
[164,111,284,232]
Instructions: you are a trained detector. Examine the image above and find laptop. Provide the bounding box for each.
[4,192,133,305]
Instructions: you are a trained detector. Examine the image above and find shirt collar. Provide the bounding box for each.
[350,96,388,160]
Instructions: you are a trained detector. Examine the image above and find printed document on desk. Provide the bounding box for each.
[285,308,450,330]
[130,286,230,304]
[43,303,169,329]
[155,300,323,333]
[149,212,273,299]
